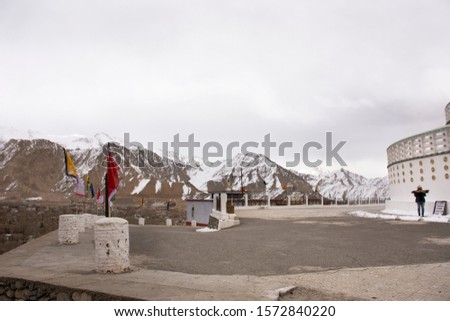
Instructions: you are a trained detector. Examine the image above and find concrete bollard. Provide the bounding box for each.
[58,214,79,244]
[138,217,145,225]
[191,220,197,227]
[94,218,130,273]
[76,215,86,233]
[166,218,172,226]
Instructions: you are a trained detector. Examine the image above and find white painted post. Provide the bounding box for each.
[358,197,361,205]
[267,194,271,207]
[306,195,309,206]
[335,198,338,206]
[58,215,79,244]
[321,196,324,206]
[166,218,172,226]
[220,193,227,214]
[212,194,217,211]
[138,218,145,225]
[244,194,248,207]
[368,198,371,205]
[287,195,291,207]
[94,218,130,273]
[191,220,197,227]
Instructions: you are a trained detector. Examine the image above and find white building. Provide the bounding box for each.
[385,103,450,215]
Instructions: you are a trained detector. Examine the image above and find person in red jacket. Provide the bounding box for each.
[412,186,429,217]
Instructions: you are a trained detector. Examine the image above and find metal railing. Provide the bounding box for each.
[387,125,450,168]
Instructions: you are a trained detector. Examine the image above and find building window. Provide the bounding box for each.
[411,177,414,183]
[445,165,449,171]
[431,167,435,173]
[420,177,424,182]
[431,159,435,164]
[432,175,436,181]
[445,173,449,180]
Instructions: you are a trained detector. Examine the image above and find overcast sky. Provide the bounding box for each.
[1,0,450,177]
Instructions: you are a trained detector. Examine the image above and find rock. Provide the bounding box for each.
[49,292,56,300]
[15,280,25,290]
[6,289,14,298]
[80,292,92,301]
[56,292,71,301]
[71,292,82,301]
[14,289,23,300]
[36,288,46,299]
[22,289,30,300]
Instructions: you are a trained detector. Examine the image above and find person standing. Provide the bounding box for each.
[412,186,429,217]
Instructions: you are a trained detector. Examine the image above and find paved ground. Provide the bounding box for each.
[1,205,450,300]
[130,215,450,276]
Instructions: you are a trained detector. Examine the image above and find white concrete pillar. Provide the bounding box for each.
[267,194,271,207]
[287,195,291,207]
[306,195,309,206]
[321,196,324,206]
[244,194,248,207]
[166,218,172,226]
[77,215,86,233]
[94,218,130,273]
[358,197,361,205]
[138,218,145,225]
[220,193,227,213]
[58,214,79,244]
[335,198,338,206]
[191,220,197,227]
[212,194,217,211]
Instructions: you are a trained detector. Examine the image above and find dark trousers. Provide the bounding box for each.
[417,202,425,217]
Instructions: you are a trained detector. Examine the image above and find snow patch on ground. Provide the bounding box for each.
[155,180,162,194]
[131,179,150,195]
[26,197,43,201]
[350,211,450,223]
[196,227,218,233]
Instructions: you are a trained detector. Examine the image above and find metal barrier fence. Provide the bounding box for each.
[232,197,387,207]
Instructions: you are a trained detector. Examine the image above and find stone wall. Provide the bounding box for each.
[0,277,138,301]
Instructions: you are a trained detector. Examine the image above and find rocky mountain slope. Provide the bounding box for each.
[0,131,389,202]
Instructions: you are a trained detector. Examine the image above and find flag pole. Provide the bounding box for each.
[105,173,109,217]
[105,143,110,217]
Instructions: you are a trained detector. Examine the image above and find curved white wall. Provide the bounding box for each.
[386,122,450,215]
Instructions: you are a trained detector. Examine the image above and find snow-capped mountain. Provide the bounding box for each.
[188,153,316,199]
[0,130,389,202]
[0,137,199,202]
[301,168,390,200]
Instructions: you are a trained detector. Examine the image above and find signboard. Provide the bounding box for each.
[433,201,447,216]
